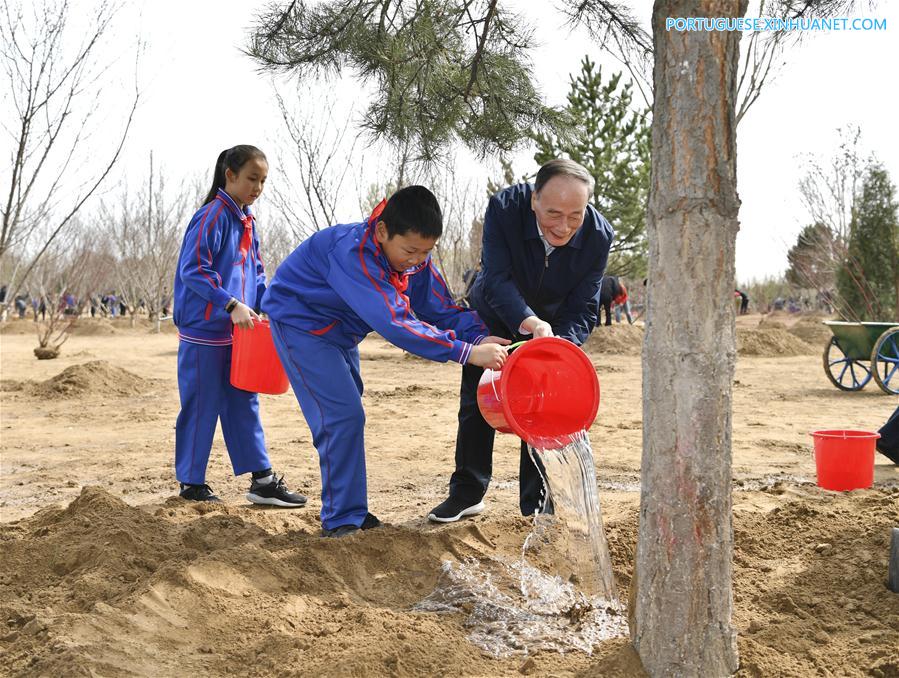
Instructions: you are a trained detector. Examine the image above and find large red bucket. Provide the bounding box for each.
[230,319,289,395]
[810,430,879,491]
[477,337,600,447]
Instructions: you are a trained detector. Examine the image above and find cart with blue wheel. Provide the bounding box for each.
[823,321,899,394]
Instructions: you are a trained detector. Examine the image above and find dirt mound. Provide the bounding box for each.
[585,324,644,355]
[0,379,25,391]
[30,360,147,398]
[757,315,787,330]
[0,488,594,677]
[156,320,179,334]
[786,317,832,347]
[737,329,817,357]
[0,320,35,335]
[68,318,116,336]
[1,486,897,676]
[732,488,899,677]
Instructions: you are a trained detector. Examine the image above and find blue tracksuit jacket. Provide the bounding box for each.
[468,183,614,346]
[173,188,266,344]
[264,207,488,530]
[171,188,270,484]
[263,215,488,362]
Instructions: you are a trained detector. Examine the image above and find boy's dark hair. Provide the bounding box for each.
[380,185,443,239]
[202,145,267,206]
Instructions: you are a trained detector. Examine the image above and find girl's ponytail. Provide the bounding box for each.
[201,149,229,206]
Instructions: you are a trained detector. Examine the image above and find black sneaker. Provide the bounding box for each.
[179,483,221,502]
[427,496,485,523]
[246,474,307,508]
[322,512,382,538]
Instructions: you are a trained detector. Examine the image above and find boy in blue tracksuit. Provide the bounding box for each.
[173,144,305,507]
[263,186,509,537]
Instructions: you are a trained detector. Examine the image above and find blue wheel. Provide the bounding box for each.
[823,336,871,391]
[871,327,899,395]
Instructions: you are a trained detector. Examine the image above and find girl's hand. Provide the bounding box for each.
[469,343,507,370]
[482,336,512,346]
[231,302,260,329]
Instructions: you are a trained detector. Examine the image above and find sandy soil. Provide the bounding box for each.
[0,314,897,677]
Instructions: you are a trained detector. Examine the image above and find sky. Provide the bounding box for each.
[19,0,899,283]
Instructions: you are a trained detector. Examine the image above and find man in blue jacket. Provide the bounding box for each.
[428,159,614,523]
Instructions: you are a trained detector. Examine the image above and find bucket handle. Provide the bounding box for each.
[486,369,501,402]
[506,340,527,352]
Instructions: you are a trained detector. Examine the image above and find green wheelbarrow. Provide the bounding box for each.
[823,321,899,394]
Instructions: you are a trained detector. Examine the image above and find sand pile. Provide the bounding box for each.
[69,318,116,336]
[2,485,896,676]
[786,317,833,347]
[585,324,644,356]
[30,360,147,399]
[0,320,35,335]
[757,315,788,330]
[733,488,899,676]
[0,488,594,677]
[737,329,817,357]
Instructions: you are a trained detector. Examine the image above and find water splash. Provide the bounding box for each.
[414,557,628,657]
[416,430,626,657]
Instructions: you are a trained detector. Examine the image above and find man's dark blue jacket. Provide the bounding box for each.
[468,183,614,346]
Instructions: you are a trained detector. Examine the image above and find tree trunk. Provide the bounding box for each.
[632,2,746,676]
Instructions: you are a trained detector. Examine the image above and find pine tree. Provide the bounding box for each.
[531,57,650,277]
[785,222,835,291]
[837,165,899,320]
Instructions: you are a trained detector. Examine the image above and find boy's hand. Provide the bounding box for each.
[469,343,507,370]
[231,302,261,329]
[482,336,511,346]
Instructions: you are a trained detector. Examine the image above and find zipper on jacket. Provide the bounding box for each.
[535,252,549,293]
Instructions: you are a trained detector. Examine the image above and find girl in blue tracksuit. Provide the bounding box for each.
[263,186,509,537]
[173,145,305,507]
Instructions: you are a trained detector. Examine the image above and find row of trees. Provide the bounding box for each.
[785,127,899,321]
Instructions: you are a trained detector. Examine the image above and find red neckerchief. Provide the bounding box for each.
[367,198,410,297]
[238,213,254,263]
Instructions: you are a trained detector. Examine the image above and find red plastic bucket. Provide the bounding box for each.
[477,337,600,447]
[810,430,879,491]
[230,319,289,395]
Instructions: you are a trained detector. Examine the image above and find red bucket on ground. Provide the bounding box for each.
[230,319,289,395]
[477,337,600,448]
[810,429,879,491]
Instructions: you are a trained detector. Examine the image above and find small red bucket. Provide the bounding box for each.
[477,337,600,447]
[810,430,879,491]
[230,319,289,395]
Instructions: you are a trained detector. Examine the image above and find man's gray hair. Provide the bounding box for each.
[534,158,595,195]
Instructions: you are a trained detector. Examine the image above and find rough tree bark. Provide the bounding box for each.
[632,1,746,676]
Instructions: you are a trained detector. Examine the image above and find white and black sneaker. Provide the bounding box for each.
[427,496,485,523]
[246,474,307,508]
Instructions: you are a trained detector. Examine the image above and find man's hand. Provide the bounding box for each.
[482,336,512,346]
[520,315,553,338]
[230,302,261,329]
[469,343,507,370]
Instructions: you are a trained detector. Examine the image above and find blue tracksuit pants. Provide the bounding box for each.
[270,320,367,530]
[174,340,271,484]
